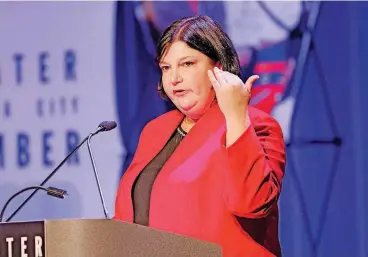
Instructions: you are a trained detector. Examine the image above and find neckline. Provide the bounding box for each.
[177,125,187,137]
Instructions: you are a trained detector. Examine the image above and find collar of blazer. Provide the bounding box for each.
[138,102,227,172]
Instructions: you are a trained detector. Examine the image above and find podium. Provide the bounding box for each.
[0,219,222,257]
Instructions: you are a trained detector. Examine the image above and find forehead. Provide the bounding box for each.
[160,41,202,63]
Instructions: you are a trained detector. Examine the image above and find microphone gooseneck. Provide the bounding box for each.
[0,186,67,223]
[88,120,117,219]
[87,134,109,219]
[4,120,117,222]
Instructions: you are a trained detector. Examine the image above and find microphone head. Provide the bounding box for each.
[46,186,68,199]
[98,121,117,132]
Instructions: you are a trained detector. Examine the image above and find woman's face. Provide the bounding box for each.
[159,41,217,120]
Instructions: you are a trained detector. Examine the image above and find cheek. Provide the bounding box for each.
[190,72,212,94]
[161,76,172,96]
[199,82,213,100]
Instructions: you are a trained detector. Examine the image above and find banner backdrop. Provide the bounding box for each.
[0,2,124,220]
[114,2,368,257]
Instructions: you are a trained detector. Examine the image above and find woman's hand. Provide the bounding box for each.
[208,67,259,122]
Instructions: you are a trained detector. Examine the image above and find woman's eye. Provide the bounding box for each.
[161,66,169,71]
[182,61,194,67]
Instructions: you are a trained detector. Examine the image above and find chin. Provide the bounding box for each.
[172,97,210,119]
[179,105,205,120]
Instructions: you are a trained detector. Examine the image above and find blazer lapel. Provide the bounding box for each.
[157,103,226,179]
[144,110,184,164]
[124,109,184,188]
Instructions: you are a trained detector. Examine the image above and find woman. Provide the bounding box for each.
[113,15,286,257]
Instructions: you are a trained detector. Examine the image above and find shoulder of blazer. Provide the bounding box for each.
[248,106,284,141]
[138,109,183,141]
[144,110,182,130]
[249,106,280,125]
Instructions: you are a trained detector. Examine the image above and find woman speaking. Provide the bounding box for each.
[113,15,286,257]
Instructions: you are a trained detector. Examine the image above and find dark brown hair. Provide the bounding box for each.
[156,15,241,100]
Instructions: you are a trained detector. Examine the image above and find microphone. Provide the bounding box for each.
[87,121,117,219]
[5,120,118,222]
[96,121,117,133]
[0,186,67,223]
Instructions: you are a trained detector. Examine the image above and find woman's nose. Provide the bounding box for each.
[170,69,183,86]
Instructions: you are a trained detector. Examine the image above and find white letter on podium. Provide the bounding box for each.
[20,237,28,257]
[6,237,14,257]
[35,236,43,257]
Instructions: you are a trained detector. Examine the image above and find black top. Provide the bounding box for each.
[132,126,187,226]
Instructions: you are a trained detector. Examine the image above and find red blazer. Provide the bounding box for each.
[113,103,286,257]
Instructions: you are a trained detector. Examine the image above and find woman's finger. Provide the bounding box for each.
[208,70,221,91]
[213,67,227,87]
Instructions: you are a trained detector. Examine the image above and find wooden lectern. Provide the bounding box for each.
[0,219,222,257]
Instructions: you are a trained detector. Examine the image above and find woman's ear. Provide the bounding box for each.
[215,62,223,70]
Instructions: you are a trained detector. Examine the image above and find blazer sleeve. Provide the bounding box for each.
[221,114,286,218]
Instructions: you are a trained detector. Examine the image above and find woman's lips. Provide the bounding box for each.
[174,90,189,97]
